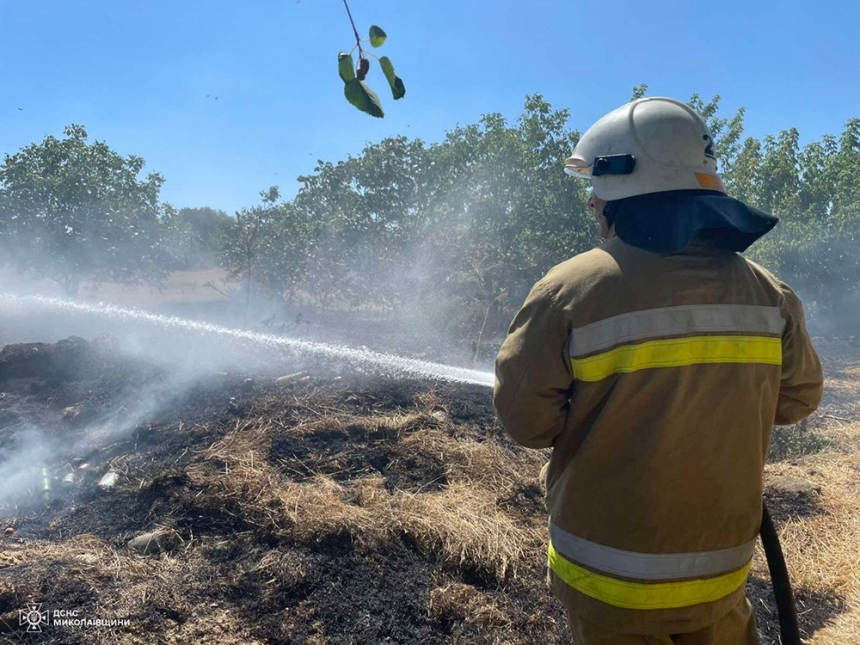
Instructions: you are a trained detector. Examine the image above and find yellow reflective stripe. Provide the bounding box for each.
[548,544,749,610]
[570,335,782,382]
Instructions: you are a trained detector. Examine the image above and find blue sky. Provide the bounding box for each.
[1,0,858,213]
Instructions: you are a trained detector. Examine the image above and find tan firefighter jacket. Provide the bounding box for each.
[494,236,823,635]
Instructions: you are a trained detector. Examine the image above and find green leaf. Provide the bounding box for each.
[344,79,384,118]
[369,25,387,47]
[379,57,406,100]
[338,52,355,83]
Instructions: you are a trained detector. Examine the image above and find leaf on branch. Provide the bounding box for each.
[338,52,355,83]
[369,25,387,47]
[344,79,385,118]
[379,56,406,100]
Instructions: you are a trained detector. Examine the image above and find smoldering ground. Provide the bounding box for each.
[0,292,493,514]
[1,332,856,644]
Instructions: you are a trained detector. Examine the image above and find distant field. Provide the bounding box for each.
[0,269,234,304]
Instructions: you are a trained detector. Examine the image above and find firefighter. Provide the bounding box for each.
[493,97,823,644]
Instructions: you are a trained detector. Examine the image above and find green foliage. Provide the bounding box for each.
[339,2,403,117]
[162,206,231,270]
[220,187,313,303]
[630,83,649,101]
[0,125,167,295]
[344,79,384,118]
[226,96,591,339]
[369,25,387,48]
[740,117,860,319]
[213,90,860,341]
[338,52,356,83]
[291,135,433,308]
[379,57,406,100]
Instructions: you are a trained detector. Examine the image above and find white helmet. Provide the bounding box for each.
[564,97,726,201]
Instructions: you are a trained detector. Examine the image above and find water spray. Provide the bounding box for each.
[0,294,495,387]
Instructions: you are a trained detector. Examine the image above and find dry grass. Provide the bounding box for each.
[388,482,541,581]
[747,351,860,645]
[1,534,182,642]
[1,528,286,643]
[187,411,543,582]
[768,418,832,461]
[186,422,378,547]
[427,583,510,628]
[753,448,860,643]
[403,429,546,491]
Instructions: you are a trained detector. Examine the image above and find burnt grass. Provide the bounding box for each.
[0,339,848,644]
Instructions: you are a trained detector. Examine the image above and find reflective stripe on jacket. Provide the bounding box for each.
[493,237,823,634]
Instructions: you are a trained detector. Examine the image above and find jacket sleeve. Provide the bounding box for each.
[775,282,823,425]
[493,278,574,448]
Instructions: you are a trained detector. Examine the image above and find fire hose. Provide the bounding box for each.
[760,501,801,645]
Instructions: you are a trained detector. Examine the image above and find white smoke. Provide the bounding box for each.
[0,292,493,511]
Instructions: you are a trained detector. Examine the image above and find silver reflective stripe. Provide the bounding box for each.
[549,523,757,581]
[569,304,785,357]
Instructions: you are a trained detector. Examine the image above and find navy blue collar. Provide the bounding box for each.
[604,190,779,253]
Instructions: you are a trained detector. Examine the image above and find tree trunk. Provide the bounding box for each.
[472,299,493,366]
[245,248,252,310]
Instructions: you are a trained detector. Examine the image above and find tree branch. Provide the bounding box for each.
[342,0,363,57]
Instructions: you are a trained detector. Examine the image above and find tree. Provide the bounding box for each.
[417,96,590,338]
[221,187,278,306]
[280,94,591,339]
[162,206,231,270]
[213,87,860,335]
[0,125,167,295]
[252,201,314,304]
[291,135,433,309]
[745,119,860,317]
[221,187,314,305]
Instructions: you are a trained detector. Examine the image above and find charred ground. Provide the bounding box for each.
[1,338,858,644]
